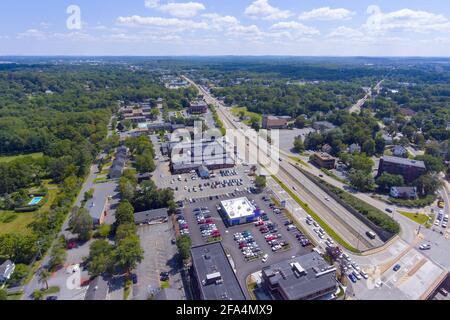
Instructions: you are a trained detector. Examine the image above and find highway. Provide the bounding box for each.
[185,76,383,251]
[348,79,384,114]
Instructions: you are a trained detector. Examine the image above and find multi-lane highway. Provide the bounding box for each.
[185,76,382,251]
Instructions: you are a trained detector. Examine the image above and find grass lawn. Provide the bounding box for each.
[398,211,430,225]
[0,180,59,236]
[288,156,311,168]
[231,107,262,125]
[0,152,43,163]
[160,280,170,289]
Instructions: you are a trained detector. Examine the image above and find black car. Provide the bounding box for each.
[131,274,138,284]
[160,272,170,281]
[46,296,58,301]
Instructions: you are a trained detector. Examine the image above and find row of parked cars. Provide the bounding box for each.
[194,207,221,241]
[220,169,238,176]
[176,210,190,236]
[211,178,244,189]
[337,252,369,284]
[284,220,311,247]
[435,209,449,228]
[234,231,264,261]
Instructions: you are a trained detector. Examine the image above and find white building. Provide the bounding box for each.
[220,197,260,226]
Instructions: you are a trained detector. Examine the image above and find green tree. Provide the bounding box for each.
[376,173,404,192]
[375,133,386,155]
[293,137,305,153]
[115,223,137,242]
[349,170,375,192]
[32,289,45,300]
[415,155,445,173]
[116,200,135,225]
[39,269,51,291]
[295,116,307,129]
[176,235,192,261]
[348,154,374,173]
[115,235,144,274]
[413,174,443,196]
[255,176,267,193]
[97,224,112,238]
[7,263,29,286]
[69,207,93,242]
[48,242,67,271]
[362,139,376,156]
[87,240,115,277]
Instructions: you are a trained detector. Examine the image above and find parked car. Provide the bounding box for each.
[393,264,401,272]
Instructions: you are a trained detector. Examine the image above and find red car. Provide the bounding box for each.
[211,231,221,237]
[205,218,213,224]
[255,220,264,226]
[67,241,78,250]
[265,236,276,242]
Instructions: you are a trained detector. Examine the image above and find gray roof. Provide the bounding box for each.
[191,242,246,300]
[85,197,107,221]
[0,260,14,277]
[391,186,417,193]
[382,156,426,169]
[134,208,168,224]
[262,251,336,300]
[85,276,109,300]
[154,288,183,300]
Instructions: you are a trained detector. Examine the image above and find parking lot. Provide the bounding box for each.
[178,191,312,274]
[133,221,185,300]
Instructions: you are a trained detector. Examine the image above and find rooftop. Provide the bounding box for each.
[134,208,168,224]
[221,197,256,220]
[84,275,109,300]
[191,242,246,300]
[382,156,426,169]
[314,152,336,161]
[262,251,336,300]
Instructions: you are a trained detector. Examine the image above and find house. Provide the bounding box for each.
[349,143,361,154]
[321,144,333,154]
[312,152,336,170]
[261,252,337,300]
[382,133,394,145]
[392,145,408,157]
[0,260,15,283]
[136,172,152,183]
[378,156,426,183]
[390,186,418,200]
[109,146,128,179]
[84,275,109,300]
[134,208,169,225]
[85,196,108,227]
[261,115,291,129]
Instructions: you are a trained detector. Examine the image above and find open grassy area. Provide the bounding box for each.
[0,180,59,236]
[320,168,347,183]
[0,152,43,163]
[231,107,262,125]
[398,211,430,225]
[271,175,360,253]
[288,156,311,168]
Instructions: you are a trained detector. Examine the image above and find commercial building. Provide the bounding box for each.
[0,260,15,283]
[261,252,337,300]
[390,186,418,200]
[262,115,291,129]
[312,152,336,169]
[188,100,208,114]
[134,208,169,225]
[190,242,246,300]
[220,197,260,226]
[167,137,236,174]
[378,156,426,183]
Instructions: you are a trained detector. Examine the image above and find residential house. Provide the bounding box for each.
[0,260,15,284]
[390,187,418,200]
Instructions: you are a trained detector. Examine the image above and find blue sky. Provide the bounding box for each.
[1,0,450,56]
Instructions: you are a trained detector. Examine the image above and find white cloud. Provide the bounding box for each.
[270,21,320,36]
[327,26,364,39]
[17,29,46,39]
[144,0,160,8]
[245,0,292,20]
[298,7,355,21]
[363,5,450,34]
[201,13,240,30]
[158,2,205,18]
[117,15,208,31]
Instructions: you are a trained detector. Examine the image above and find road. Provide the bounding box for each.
[185,76,450,299]
[186,76,381,251]
[348,80,384,114]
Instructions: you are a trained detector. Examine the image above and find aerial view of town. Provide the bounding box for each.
[1,0,450,309]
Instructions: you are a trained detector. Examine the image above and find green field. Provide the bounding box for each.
[398,211,430,226]
[231,107,262,125]
[0,180,58,236]
[0,152,43,163]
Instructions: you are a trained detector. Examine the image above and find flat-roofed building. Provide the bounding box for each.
[190,242,246,300]
[378,156,426,183]
[189,101,208,114]
[262,115,290,129]
[220,197,260,226]
[313,121,336,132]
[261,252,337,300]
[312,152,336,169]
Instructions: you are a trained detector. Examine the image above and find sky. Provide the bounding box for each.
[1,0,450,56]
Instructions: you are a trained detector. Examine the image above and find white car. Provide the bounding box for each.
[262,254,269,263]
[360,271,369,279]
[66,264,80,274]
[419,243,431,250]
